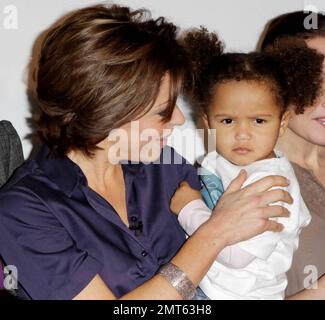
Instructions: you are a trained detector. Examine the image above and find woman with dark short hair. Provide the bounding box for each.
[260,10,325,299]
[0,4,292,300]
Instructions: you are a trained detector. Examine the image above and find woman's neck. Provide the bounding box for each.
[67,148,121,191]
[276,128,325,174]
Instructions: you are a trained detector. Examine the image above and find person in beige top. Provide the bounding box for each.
[260,11,325,299]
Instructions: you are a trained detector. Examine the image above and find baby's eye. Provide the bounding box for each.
[254,118,266,124]
[221,119,233,124]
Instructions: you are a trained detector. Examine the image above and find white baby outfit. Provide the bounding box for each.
[178,151,311,300]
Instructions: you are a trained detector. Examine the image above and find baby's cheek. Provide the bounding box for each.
[215,141,231,156]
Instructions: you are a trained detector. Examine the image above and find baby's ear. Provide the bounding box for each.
[279,110,291,137]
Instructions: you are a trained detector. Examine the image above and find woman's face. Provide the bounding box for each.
[107,74,185,163]
[288,36,325,146]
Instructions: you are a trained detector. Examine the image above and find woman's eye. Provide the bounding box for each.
[157,108,168,117]
[254,118,266,124]
[221,119,233,124]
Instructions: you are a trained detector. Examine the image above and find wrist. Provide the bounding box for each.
[157,262,197,300]
[171,223,228,286]
[194,221,229,252]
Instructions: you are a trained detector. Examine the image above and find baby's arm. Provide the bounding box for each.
[170,181,202,215]
[178,199,211,235]
[171,182,255,268]
[178,198,255,268]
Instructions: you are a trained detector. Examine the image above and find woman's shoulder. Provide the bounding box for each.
[0,160,55,211]
[290,161,325,218]
[290,161,324,189]
[0,161,67,241]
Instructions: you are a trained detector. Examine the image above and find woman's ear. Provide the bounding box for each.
[279,110,291,137]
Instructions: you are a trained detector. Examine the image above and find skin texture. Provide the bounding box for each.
[204,80,290,166]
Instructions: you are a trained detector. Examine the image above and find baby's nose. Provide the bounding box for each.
[235,123,251,139]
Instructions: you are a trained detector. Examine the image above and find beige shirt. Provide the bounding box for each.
[285,162,325,297]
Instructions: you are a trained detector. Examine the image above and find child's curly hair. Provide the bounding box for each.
[181,27,324,117]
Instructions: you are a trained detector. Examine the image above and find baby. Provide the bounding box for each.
[172,29,324,299]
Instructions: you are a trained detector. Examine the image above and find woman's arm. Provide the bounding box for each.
[74,224,227,300]
[178,199,255,268]
[74,171,292,300]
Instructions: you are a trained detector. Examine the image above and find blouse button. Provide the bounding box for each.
[141,250,148,257]
[131,216,138,222]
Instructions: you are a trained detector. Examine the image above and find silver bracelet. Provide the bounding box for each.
[157,262,197,300]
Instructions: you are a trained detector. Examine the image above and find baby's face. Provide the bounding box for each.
[206,80,289,166]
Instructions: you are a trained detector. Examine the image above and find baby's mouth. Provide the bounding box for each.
[232,147,252,155]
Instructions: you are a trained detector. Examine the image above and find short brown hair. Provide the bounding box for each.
[35,4,186,156]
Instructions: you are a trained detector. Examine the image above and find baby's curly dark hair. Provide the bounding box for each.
[181,27,324,117]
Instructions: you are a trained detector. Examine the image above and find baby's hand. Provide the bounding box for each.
[170,181,202,215]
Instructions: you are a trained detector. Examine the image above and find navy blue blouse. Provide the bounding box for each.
[0,145,200,299]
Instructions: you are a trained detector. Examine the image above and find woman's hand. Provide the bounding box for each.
[170,182,201,215]
[199,170,292,247]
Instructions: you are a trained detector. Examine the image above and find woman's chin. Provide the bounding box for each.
[308,136,325,146]
[304,128,325,146]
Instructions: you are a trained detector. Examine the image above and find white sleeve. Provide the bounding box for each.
[178,199,256,268]
[216,244,256,269]
[178,199,211,236]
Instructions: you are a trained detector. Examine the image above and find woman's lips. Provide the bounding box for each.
[315,118,325,126]
[232,147,252,155]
